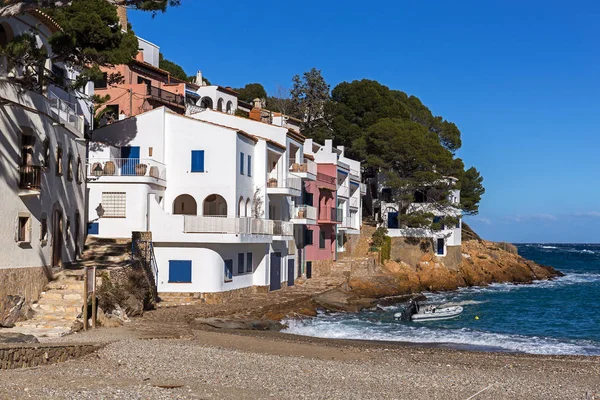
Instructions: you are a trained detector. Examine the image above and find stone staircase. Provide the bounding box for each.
[5,238,132,340]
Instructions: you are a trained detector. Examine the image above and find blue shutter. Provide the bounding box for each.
[240,152,244,175]
[388,212,399,229]
[191,150,204,172]
[247,155,252,177]
[237,253,244,273]
[246,252,253,273]
[168,260,192,283]
[87,222,99,235]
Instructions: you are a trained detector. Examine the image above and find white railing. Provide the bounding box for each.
[183,216,293,236]
[350,197,360,208]
[185,104,204,115]
[360,183,367,195]
[291,205,317,220]
[87,158,167,181]
[48,90,85,134]
[266,176,302,191]
[350,168,360,181]
[338,160,350,170]
[289,158,317,177]
[338,185,350,198]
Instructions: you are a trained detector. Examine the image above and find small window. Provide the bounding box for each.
[15,215,31,243]
[237,253,244,274]
[56,146,63,176]
[42,138,50,169]
[304,228,314,246]
[247,155,252,177]
[148,147,153,157]
[101,192,126,218]
[246,252,253,273]
[240,152,244,175]
[319,230,326,249]
[40,214,48,242]
[76,156,82,184]
[168,260,192,283]
[191,150,204,172]
[224,259,233,282]
[67,152,73,181]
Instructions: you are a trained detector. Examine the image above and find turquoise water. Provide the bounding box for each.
[284,244,600,355]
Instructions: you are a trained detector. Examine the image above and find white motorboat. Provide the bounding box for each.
[394,300,463,321]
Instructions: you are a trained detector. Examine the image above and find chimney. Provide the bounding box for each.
[135,50,144,62]
[116,5,128,32]
[249,108,261,121]
[195,70,203,86]
[253,98,262,110]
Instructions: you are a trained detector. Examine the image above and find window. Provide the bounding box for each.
[52,64,65,82]
[191,150,204,172]
[304,228,314,245]
[319,230,326,249]
[15,214,31,243]
[55,146,63,176]
[240,152,244,175]
[101,192,126,218]
[40,214,48,243]
[304,191,314,206]
[137,76,151,90]
[93,72,108,89]
[246,252,252,273]
[67,152,73,181]
[76,156,82,184]
[224,259,233,282]
[103,105,119,124]
[457,219,461,229]
[437,238,445,255]
[20,133,35,166]
[238,253,244,274]
[42,138,50,169]
[168,260,192,283]
[247,155,252,177]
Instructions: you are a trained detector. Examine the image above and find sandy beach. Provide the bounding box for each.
[1,303,599,400]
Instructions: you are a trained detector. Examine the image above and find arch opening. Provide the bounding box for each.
[203,194,227,216]
[173,194,198,215]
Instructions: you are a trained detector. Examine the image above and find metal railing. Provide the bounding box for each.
[147,85,184,107]
[291,205,317,220]
[266,176,302,191]
[87,158,167,181]
[19,165,42,191]
[273,220,294,236]
[185,104,204,115]
[338,185,350,198]
[317,172,336,186]
[48,90,85,134]
[289,158,317,177]
[183,216,293,236]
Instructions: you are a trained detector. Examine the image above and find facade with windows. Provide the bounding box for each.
[0,11,89,296]
[86,106,321,294]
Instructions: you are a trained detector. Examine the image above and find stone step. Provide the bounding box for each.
[35,304,81,314]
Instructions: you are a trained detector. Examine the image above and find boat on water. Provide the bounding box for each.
[394,300,463,322]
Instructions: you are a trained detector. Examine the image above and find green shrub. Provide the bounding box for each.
[381,236,392,262]
[371,227,389,247]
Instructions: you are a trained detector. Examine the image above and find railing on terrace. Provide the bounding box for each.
[147,85,185,107]
[87,158,167,181]
[48,90,85,134]
[317,172,336,186]
[185,104,204,115]
[183,216,292,236]
[266,176,302,191]
[291,205,317,220]
[273,220,294,236]
[289,158,317,177]
[19,165,42,191]
[338,185,350,198]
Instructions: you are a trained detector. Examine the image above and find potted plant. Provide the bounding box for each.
[297,209,306,218]
[268,177,277,187]
[103,161,115,175]
[149,166,159,178]
[135,163,148,176]
[92,163,103,177]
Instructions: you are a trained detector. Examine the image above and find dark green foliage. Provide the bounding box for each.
[158,53,189,81]
[458,167,485,215]
[0,1,180,16]
[234,83,267,103]
[371,227,389,248]
[381,236,392,262]
[0,34,48,91]
[290,68,331,140]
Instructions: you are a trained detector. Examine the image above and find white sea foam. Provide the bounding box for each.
[283,318,600,356]
[541,245,558,249]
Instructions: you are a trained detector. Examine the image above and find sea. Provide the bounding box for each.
[283,244,600,355]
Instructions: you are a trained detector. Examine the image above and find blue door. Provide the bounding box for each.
[437,238,445,255]
[121,146,140,175]
[287,259,295,286]
[388,212,399,229]
[168,260,192,283]
[270,253,281,291]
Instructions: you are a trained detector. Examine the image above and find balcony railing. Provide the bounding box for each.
[360,182,367,195]
[338,160,350,170]
[317,172,336,186]
[48,89,85,134]
[147,85,185,107]
[338,185,350,198]
[318,207,343,223]
[350,197,360,208]
[350,168,360,181]
[266,176,302,191]
[289,158,317,177]
[291,205,317,220]
[87,158,167,181]
[183,216,292,236]
[19,165,42,191]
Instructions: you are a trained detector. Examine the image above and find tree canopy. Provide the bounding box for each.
[233,83,267,103]
[289,68,331,142]
[159,53,192,82]
[0,0,180,17]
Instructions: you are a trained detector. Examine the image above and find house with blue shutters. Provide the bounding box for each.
[86,105,321,297]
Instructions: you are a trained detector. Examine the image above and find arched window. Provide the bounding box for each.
[0,23,14,47]
[200,97,213,109]
[67,151,73,181]
[246,198,251,218]
[238,196,245,217]
[226,101,233,114]
[173,194,197,215]
[203,194,227,216]
[217,98,224,112]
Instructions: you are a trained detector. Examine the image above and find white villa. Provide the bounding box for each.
[0,11,91,299]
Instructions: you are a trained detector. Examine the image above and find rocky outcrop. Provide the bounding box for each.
[190,318,285,331]
[0,332,39,344]
[0,296,33,328]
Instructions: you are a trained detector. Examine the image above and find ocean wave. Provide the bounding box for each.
[541,245,558,249]
[282,318,600,356]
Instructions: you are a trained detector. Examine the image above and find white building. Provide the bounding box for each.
[87,106,317,297]
[0,11,90,299]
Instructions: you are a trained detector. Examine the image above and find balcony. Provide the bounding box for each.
[87,158,167,185]
[337,185,350,199]
[290,205,317,225]
[360,182,367,195]
[289,158,317,180]
[266,176,302,196]
[316,172,336,191]
[273,220,294,239]
[147,85,185,108]
[349,196,360,209]
[182,216,293,239]
[349,168,360,182]
[338,160,350,171]
[48,89,85,134]
[18,165,42,196]
[318,207,343,224]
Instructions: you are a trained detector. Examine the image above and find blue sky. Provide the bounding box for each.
[129,1,600,243]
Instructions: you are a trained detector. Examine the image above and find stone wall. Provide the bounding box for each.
[389,237,461,270]
[0,343,101,370]
[160,285,270,305]
[0,267,49,304]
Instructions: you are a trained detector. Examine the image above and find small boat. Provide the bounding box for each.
[394,300,463,322]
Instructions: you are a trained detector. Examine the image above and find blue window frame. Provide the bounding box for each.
[168,260,192,283]
[247,155,252,177]
[246,252,253,273]
[224,259,233,282]
[87,222,99,235]
[237,253,245,274]
[191,150,205,172]
[240,152,244,175]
